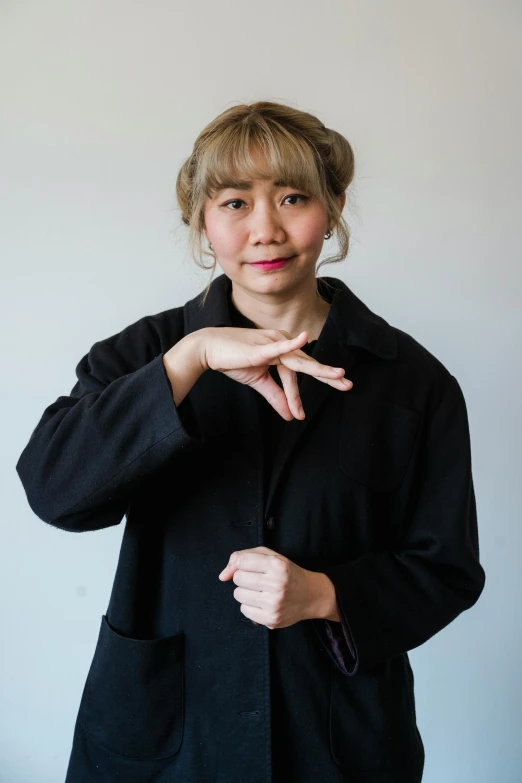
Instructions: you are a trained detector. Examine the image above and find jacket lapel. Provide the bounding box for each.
[183,272,398,516]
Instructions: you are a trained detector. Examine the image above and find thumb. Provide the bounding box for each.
[218,553,238,580]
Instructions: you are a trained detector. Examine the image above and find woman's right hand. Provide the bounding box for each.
[196,326,353,421]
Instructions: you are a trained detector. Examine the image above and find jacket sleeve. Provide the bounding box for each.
[322,606,357,675]
[15,317,204,533]
[313,372,486,676]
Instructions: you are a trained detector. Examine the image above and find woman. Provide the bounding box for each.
[16,101,485,782]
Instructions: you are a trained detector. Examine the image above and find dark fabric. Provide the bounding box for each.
[228,288,357,669]
[227,291,358,774]
[15,273,485,782]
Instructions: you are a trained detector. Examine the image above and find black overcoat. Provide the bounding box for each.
[16,273,486,783]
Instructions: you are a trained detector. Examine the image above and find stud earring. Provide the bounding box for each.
[324,230,332,240]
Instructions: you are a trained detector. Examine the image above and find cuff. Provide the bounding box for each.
[312,598,358,676]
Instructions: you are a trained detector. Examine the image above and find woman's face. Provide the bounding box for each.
[202,165,345,296]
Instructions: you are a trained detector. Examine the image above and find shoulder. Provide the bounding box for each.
[394,325,450,377]
[389,325,464,417]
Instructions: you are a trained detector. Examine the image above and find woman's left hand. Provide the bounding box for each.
[218,546,334,629]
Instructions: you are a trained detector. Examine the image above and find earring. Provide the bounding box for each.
[324,230,332,240]
[209,242,213,250]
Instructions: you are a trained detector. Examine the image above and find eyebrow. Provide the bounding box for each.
[216,178,295,192]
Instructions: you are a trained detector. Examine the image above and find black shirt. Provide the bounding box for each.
[227,288,321,508]
[226,286,332,780]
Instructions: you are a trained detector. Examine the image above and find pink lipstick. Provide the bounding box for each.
[249,256,294,271]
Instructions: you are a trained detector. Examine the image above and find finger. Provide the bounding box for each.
[234,587,265,610]
[249,373,295,421]
[279,350,343,377]
[312,374,354,391]
[240,605,267,626]
[233,552,277,572]
[251,331,310,366]
[279,352,352,386]
[277,364,305,419]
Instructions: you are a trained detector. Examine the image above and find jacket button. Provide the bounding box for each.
[265,516,275,530]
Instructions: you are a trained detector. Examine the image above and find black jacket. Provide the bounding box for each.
[16,273,485,783]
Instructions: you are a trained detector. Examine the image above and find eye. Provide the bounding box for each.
[283,194,310,205]
[222,199,244,210]
[220,194,310,210]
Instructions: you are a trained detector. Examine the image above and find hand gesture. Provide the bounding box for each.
[199,326,353,421]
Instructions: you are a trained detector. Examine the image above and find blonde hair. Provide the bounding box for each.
[175,100,356,305]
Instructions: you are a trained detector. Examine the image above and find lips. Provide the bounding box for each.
[249,256,293,264]
[249,257,293,271]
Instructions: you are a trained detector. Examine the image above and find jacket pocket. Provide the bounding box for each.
[77,614,185,760]
[338,397,421,493]
[329,654,424,773]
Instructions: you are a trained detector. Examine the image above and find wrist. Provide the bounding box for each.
[307,571,340,622]
[168,331,208,375]
[189,327,212,373]
[163,333,207,406]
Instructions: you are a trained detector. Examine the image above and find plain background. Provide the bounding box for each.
[2,2,520,781]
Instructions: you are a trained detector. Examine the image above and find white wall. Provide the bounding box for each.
[1,1,520,781]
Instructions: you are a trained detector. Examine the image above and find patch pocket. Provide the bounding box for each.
[78,615,185,760]
[329,655,423,772]
[338,397,421,493]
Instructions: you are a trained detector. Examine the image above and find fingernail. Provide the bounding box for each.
[342,378,353,386]
[299,406,305,417]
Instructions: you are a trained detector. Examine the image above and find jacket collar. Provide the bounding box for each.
[185,272,397,362]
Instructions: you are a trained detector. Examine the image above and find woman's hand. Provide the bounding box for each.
[218,546,334,629]
[196,326,353,421]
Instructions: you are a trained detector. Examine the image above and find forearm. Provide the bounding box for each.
[16,337,206,528]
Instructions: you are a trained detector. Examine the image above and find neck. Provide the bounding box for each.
[230,277,331,342]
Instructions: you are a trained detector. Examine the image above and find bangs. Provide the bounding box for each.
[197,121,326,202]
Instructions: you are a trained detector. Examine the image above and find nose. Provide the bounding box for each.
[248,203,286,245]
